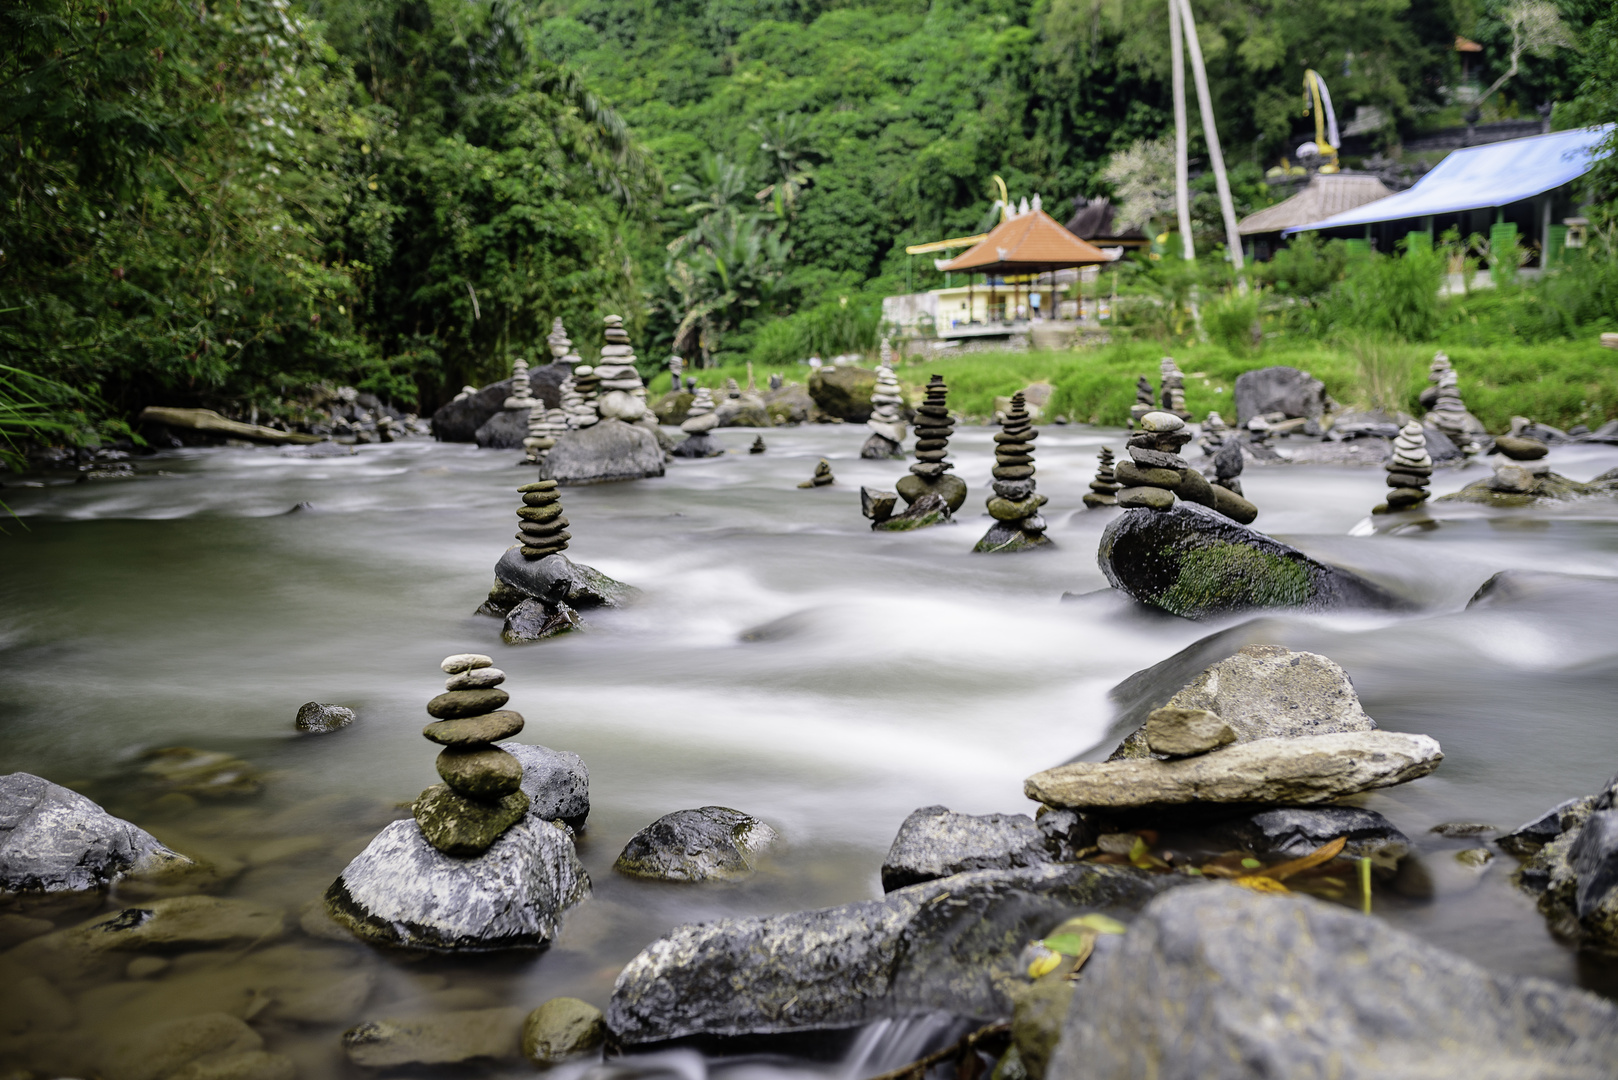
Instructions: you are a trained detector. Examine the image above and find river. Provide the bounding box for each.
[2,424,1616,1078]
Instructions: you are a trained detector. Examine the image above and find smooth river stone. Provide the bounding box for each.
[444,668,506,691]
[1139,411,1185,432]
[1115,486,1177,510]
[987,495,1044,521]
[427,688,510,720]
[1144,707,1235,758]
[1114,461,1182,488]
[1024,731,1443,814]
[424,710,525,746]
[521,495,562,512]
[437,745,525,799]
[413,785,530,856]
[440,654,493,675]
[518,481,559,494]
[1128,446,1189,470]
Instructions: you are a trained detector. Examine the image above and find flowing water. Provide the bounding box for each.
[3,424,1618,1077]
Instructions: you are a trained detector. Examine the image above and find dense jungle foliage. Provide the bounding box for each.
[2,0,1615,451]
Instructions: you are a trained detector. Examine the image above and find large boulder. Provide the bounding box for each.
[1099,503,1404,619]
[543,418,664,485]
[765,383,813,425]
[606,862,1187,1046]
[808,366,878,422]
[716,394,773,427]
[1507,772,1618,951]
[0,773,192,894]
[1233,366,1329,426]
[1110,645,1375,759]
[880,806,1052,892]
[1439,467,1618,508]
[474,408,529,450]
[614,807,777,882]
[324,815,588,950]
[503,744,589,831]
[493,549,637,608]
[1049,885,1618,1080]
[429,366,571,443]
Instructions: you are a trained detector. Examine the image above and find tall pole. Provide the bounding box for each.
[1177,0,1247,289]
[1170,0,1194,261]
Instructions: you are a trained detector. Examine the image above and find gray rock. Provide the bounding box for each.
[1498,796,1594,856]
[295,702,354,734]
[1098,502,1405,619]
[1423,422,1463,462]
[807,366,877,421]
[494,549,636,609]
[873,492,951,531]
[1233,366,1329,426]
[1048,885,1618,1080]
[1112,645,1376,760]
[1143,707,1234,758]
[431,379,515,442]
[343,1007,527,1067]
[614,806,777,882]
[880,806,1052,892]
[1213,807,1411,868]
[474,408,530,450]
[671,431,724,458]
[1025,731,1443,816]
[861,486,898,523]
[324,816,588,950]
[0,773,193,894]
[606,862,1189,1046]
[502,598,581,643]
[504,744,589,830]
[543,419,664,485]
[1570,811,1618,942]
[522,997,606,1066]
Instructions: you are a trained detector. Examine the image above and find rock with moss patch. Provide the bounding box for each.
[614,806,777,882]
[873,493,952,531]
[808,366,878,421]
[1438,468,1618,508]
[1098,503,1403,619]
[522,998,606,1067]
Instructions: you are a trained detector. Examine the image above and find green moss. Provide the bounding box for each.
[1153,543,1312,618]
[874,509,946,531]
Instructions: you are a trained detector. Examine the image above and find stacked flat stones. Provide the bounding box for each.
[1200,411,1228,455]
[862,364,907,458]
[548,318,579,365]
[504,357,535,411]
[799,458,834,488]
[725,378,741,399]
[595,316,649,421]
[879,335,894,367]
[895,375,967,513]
[1160,357,1191,419]
[515,480,570,558]
[974,392,1050,551]
[525,403,566,463]
[1425,352,1481,452]
[1130,376,1155,426]
[1374,421,1432,514]
[668,356,684,387]
[1083,447,1120,508]
[1115,411,1209,512]
[565,329,601,428]
[674,387,723,458]
[414,654,528,856]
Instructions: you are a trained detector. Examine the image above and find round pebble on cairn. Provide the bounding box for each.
[1159,357,1192,419]
[895,375,967,512]
[861,364,907,459]
[1082,447,1121,508]
[515,480,571,558]
[973,392,1052,552]
[798,458,835,488]
[595,315,652,422]
[1130,375,1155,426]
[673,387,723,458]
[414,654,531,856]
[1373,420,1433,514]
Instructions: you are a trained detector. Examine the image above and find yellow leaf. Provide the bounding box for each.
[1256,835,1347,881]
[1232,875,1291,894]
[1027,950,1062,978]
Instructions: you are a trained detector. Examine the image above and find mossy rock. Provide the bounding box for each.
[1436,469,1618,507]
[1098,503,1404,620]
[807,366,878,421]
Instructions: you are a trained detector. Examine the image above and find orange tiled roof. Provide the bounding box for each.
[939,209,1111,273]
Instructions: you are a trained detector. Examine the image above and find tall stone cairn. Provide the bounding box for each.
[1374,421,1433,514]
[413,654,529,857]
[524,402,566,463]
[1112,410,1258,525]
[1200,411,1228,455]
[896,375,967,512]
[548,318,579,365]
[672,387,722,458]
[1130,375,1155,427]
[1424,351,1480,452]
[503,357,535,410]
[668,355,684,388]
[595,315,649,421]
[1082,447,1121,508]
[515,479,570,558]
[568,341,601,428]
[1160,356,1191,419]
[973,392,1051,552]
[861,364,907,459]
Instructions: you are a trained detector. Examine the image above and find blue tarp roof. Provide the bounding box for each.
[1283,125,1614,235]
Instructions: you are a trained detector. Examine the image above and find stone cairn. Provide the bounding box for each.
[798,458,834,488]
[565,333,601,428]
[1159,357,1191,419]
[1082,447,1120,508]
[897,375,966,511]
[1115,411,1217,513]
[750,436,766,454]
[1200,411,1228,455]
[524,402,566,463]
[861,364,907,459]
[595,315,650,422]
[725,377,741,399]
[414,653,529,856]
[1424,352,1482,453]
[504,357,535,412]
[668,355,684,390]
[674,387,722,458]
[1212,436,1245,497]
[1130,376,1155,427]
[515,479,570,558]
[1373,421,1433,514]
[973,392,1050,552]
[768,373,783,391]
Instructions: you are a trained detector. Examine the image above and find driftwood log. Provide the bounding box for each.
[139,407,323,445]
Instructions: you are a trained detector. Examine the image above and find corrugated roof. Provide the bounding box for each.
[1238,174,1392,235]
[939,209,1111,273]
[1283,125,1614,235]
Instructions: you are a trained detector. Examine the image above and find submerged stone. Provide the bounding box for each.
[522,998,606,1067]
[494,549,636,609]
[614,806,776,882]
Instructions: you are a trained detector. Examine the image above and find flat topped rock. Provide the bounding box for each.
[1026,731,1442,814]
[495,549,636,609]
[880,806,1051,891]
[544,419,663,485]
[0,773,193,894]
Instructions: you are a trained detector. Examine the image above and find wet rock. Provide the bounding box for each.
[1009,977,1074,1080]
[1048,885,1618,1080]
[270,970,375,1024]
[1438,468,1618,507]
[1457,846,1494,867]
[0,772,193,893]
[504,743,590,830]
[424,710,525,746]
[522,997,606,1066]
[139,748,262,797]
[474,407,531,450]
[10,897,286,984]
[1495,433,1549,460]
[1025,731,1442,816]
[1570,811,1618,943]
[1142,707,1233,758]
[873,492,951,531]
[671,431,724,458]
[606,862,1188,1045]
[342,1006,526,1067]
[1232,366,1329,426]
[502,598,582,643]
[765,383,813,425]
[861,486,898,524]
[614,806,777,882]
[475,579,529,618]
[1098,503,1404,620]
[543,419,664,485]
[294,702,354,733]
[1498,797,1593,856]
[494,549,636,609]
[896,472,968,514]
[808,366,878,422]
[1213,807,1411,868]
[324,816,588,950]
[97,1013,288,1080]
[1209,484,1257,525]
[431,378,516,443]
[1112,645,1376,760]
[716,396,773,428]
[880,806,1053,892]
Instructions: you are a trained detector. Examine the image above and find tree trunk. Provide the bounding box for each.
[1177,0,1247,289]
[1170,0,1195,261]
